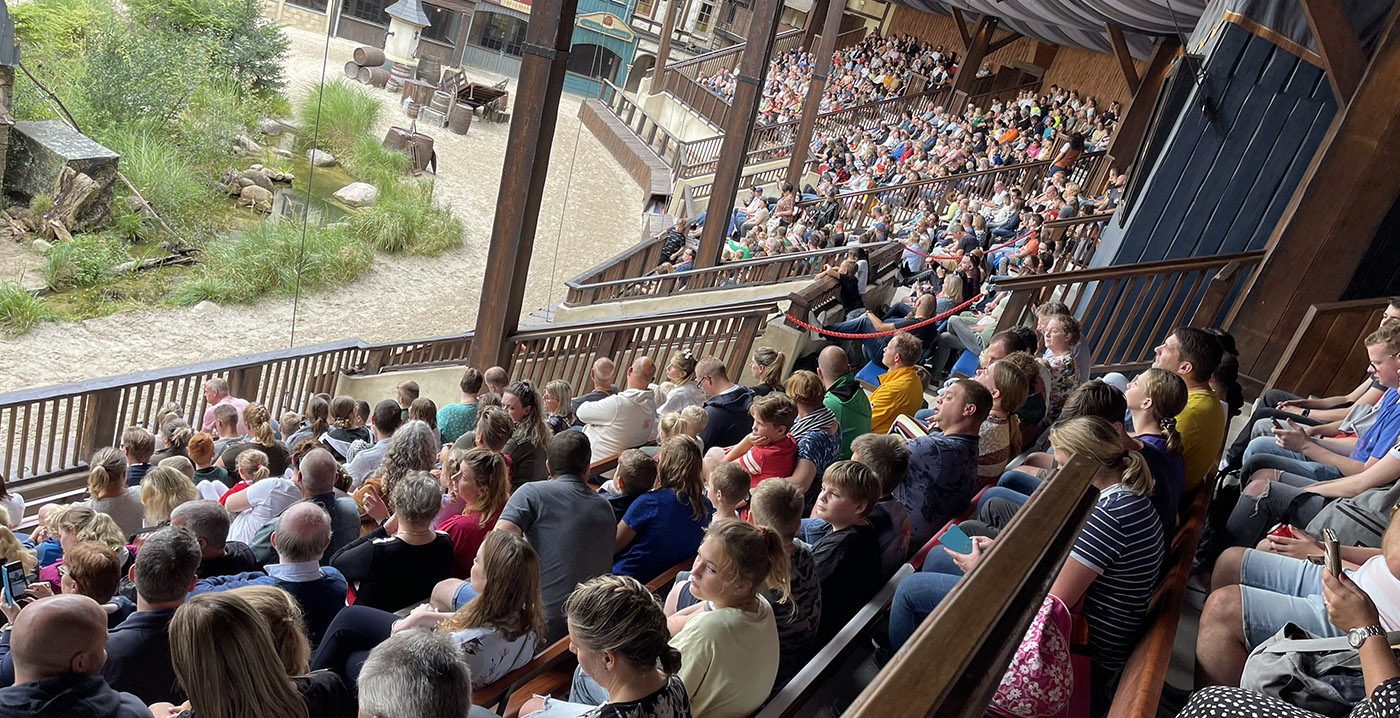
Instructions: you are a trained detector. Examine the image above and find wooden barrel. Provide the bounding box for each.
[416,56,442,85]
[448,106,472,135]
[406,132,434,172]
[405,100,420,119]
[383,126,412,150]
[386,62,411,92]
[359,66,389,88]
[344,61,361,79]
[429,91,451,114]
[401,79,435,106]
[353,46,385,67]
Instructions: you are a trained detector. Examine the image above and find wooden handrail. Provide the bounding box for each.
[597,81,689,174]
[845,455,1100,717]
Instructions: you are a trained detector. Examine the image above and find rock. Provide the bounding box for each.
[192,300,220,314]
[270,171,293,183]
[237,176,255,188]
[31,238,51,253]
[332,182,378,207]
[239,169,273,192]
[238,185,273,211]
[307,149,337,167]
[234,134,263,154]
[274,148,293,158]
[259,118,284,136]
[250,163,264,171]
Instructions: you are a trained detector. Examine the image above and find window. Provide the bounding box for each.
[470,10,527,56]
[635,0,654,18]
[420,4,459,43]
[694,0,714,31]
[286,0,328,13]
[567,43,622,82]
[344,0,390,24]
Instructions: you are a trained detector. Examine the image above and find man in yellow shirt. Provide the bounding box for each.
[870,333,926,434]
[1153,327,1226,493]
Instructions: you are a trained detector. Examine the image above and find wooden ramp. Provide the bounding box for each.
[578,98,673,201]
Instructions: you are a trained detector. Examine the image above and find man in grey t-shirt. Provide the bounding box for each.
[494,430,616,643]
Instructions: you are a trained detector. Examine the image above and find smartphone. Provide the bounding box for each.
[1,561,26,605]
[1323,528,1342,578]
[943,523,974,555]
[1271,417,1285,431]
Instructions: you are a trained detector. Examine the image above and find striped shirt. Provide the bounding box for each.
[1069,484,1165,672]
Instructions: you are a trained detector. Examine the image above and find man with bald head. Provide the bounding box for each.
[818,345,871,460]
[576,356,660,462]
[249,447,360,565]
[0,595,148,717]
[571,357,619,413]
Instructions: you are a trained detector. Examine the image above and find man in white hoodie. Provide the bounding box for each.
[576,356,659,462]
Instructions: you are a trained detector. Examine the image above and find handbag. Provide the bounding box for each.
[1240,622,1400,717]
[986,595,1087,718]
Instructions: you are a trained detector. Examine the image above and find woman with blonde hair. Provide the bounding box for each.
[313,530,543,690]
[229,585,312,676]
[218,403,291,477]
[0,525,35,574]
[613,436,711,582]
[657,350,705,415]
[82,447,144,537]
[746,347,787,397]
[542,380,575,435]
[224,449,300,544]
[889,416,1165,698]
[140,465,199,525]
[38,510,135,592]
[153,591,350,718]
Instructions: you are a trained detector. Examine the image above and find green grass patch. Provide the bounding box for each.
[341,135,408,190]
[299,81,381,156]
[171,220,373,305]
[42,235,130,289]
[347,181,464,255]
[0,282,51,335]
[105,127,223,235]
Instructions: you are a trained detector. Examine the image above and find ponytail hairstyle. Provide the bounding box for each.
[161,416,194,458]
[705,517,792,605]
[563,574,683,676]
[505,381,552,447]
[243,404,275,447]
[87,447,128,496]
[657,412,690,442]
[329,395,356,430]
[236,449,270,483]
[751,347,787,391]
[655,436,707,521]
[1048,416,1153,497]
[451,447,510,527]
[1136,368,1188,456]
[439,531,545,643]
[669,350,698,385]
[304,395,331,437]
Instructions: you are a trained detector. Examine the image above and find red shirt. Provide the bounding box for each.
[738,434,798,488]
[438,508,501,579]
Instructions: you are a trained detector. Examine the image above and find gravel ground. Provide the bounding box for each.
[0,26,645,394]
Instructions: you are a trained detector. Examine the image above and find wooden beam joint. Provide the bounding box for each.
[1300,0,1365,104]
[951,7,972,52]
[1106,24,1140,94]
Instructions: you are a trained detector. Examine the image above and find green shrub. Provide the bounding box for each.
[12,0,103,55]
[0,282,51,335]
[42,235,130,289]
[342,135,407,190]
[171,221,372,305]
[29,193,54,215]
[105,127,221,234]
[299,80,381,156]
[79,18,209,133]
[347,182,463,255]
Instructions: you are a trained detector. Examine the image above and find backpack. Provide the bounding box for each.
[1304,481,1400,547]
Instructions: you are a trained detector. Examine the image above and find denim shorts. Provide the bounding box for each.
[1238,548,1339,647]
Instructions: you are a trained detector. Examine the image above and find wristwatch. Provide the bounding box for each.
[1302,409,1312,418]
[1349,624,1386,648]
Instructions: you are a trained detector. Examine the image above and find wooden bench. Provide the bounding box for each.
[1106,484,1210,718]
[473,557,693,717]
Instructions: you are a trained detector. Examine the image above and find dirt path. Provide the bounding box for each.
[0,27,645,394]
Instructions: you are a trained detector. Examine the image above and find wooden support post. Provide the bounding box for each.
[466,0,579,371]
[1107,24,1140,93]
[1300,0,1365,105]
[650,0,687,95]
[951,14,996,97]
[1031,41,1058,72]
[694,0,786,268]
[1229,8,1400,386]
[1104,37,1179,168]
[786,0,844,187]
[985,32,1021,55]
[800,0,828,53]
[951,8,972,52]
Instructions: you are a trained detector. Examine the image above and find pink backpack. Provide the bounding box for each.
[986,595,1089,718]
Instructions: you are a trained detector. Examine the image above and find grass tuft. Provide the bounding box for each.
[171,220,372,305]
[347,181,464,255]
[0,282,51,335]
[43,235,130,289]
[299,80,381,156]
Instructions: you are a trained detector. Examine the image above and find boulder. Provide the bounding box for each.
[234,134,263,154]
[238,185,273,211]
[250,163,264,171]
[6,121,119,233]
[307,149,337,167]
[259,118,284,136]
[31,239,51,253]
[237,176,255,188]
[239,169,273,192]
[274,148,293,158]
[192,300,220,314]
[332,182,378,207]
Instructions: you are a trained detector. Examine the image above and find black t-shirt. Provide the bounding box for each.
[956,234,979,256]
[811,521,882,644]
[658,230,687,264]
[196,541,263,579]
[220,440,291,478]
[837,274,862,312]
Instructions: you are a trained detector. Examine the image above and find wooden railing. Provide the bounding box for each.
[667,28,804,80]
[832,27,868,52]
[564,240,904,306]
[660,29,805,129]
[660,70,733,129]
[1261,297,1390,401]
[685,165,787,205]
[564,232,667,291]
[598,81,689,171]
[992,250,1268,376]
[0,301,776,497]
[784,242,906,328]
[1042,214,1110,273]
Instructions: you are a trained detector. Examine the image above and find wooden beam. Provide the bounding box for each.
[985,31,1021,55]
[801,0,829,53]
[951,7,972,52]
[951,14,997,96]
[1300,0,1365,104]
[467,0,579,370]
[694,0,787,268]
[650,0,687,94]
[1032,41,1059,71]
[1107,24,1140,93]
[1104,36,1180,167]
[1229,7,1400,387]
[787,0,845,186]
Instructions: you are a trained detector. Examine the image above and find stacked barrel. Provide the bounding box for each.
[344,47,395,89]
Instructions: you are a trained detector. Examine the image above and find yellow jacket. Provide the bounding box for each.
[870,365,924,434]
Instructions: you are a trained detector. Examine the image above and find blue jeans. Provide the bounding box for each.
[996,470,1042,496]
[798,517,833,544]
[1238,548,1339,648]
[888,548,964,650]
[1241,437,1344,482]
[976,486,1030,513]
[570,664,610,704]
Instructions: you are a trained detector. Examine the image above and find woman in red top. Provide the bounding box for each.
[1048,132,1085,177]
[437,447,510,579]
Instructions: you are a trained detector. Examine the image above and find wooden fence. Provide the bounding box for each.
[597,81,690,172]
[1262,298,1391,400]
[1042,215,1110,272]
[660,29,806,128]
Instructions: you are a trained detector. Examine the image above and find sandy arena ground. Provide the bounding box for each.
[0,27,646,394]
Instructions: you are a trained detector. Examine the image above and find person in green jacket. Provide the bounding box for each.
[818,345,872,460]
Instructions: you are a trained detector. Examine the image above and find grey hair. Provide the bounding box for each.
[379,420,438,498]
[169,500,231,549]
[273,502,332,563]
[358,629,473,718]
[391,471,444,526]
[204,377,230,395]
[133,526,201,603]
